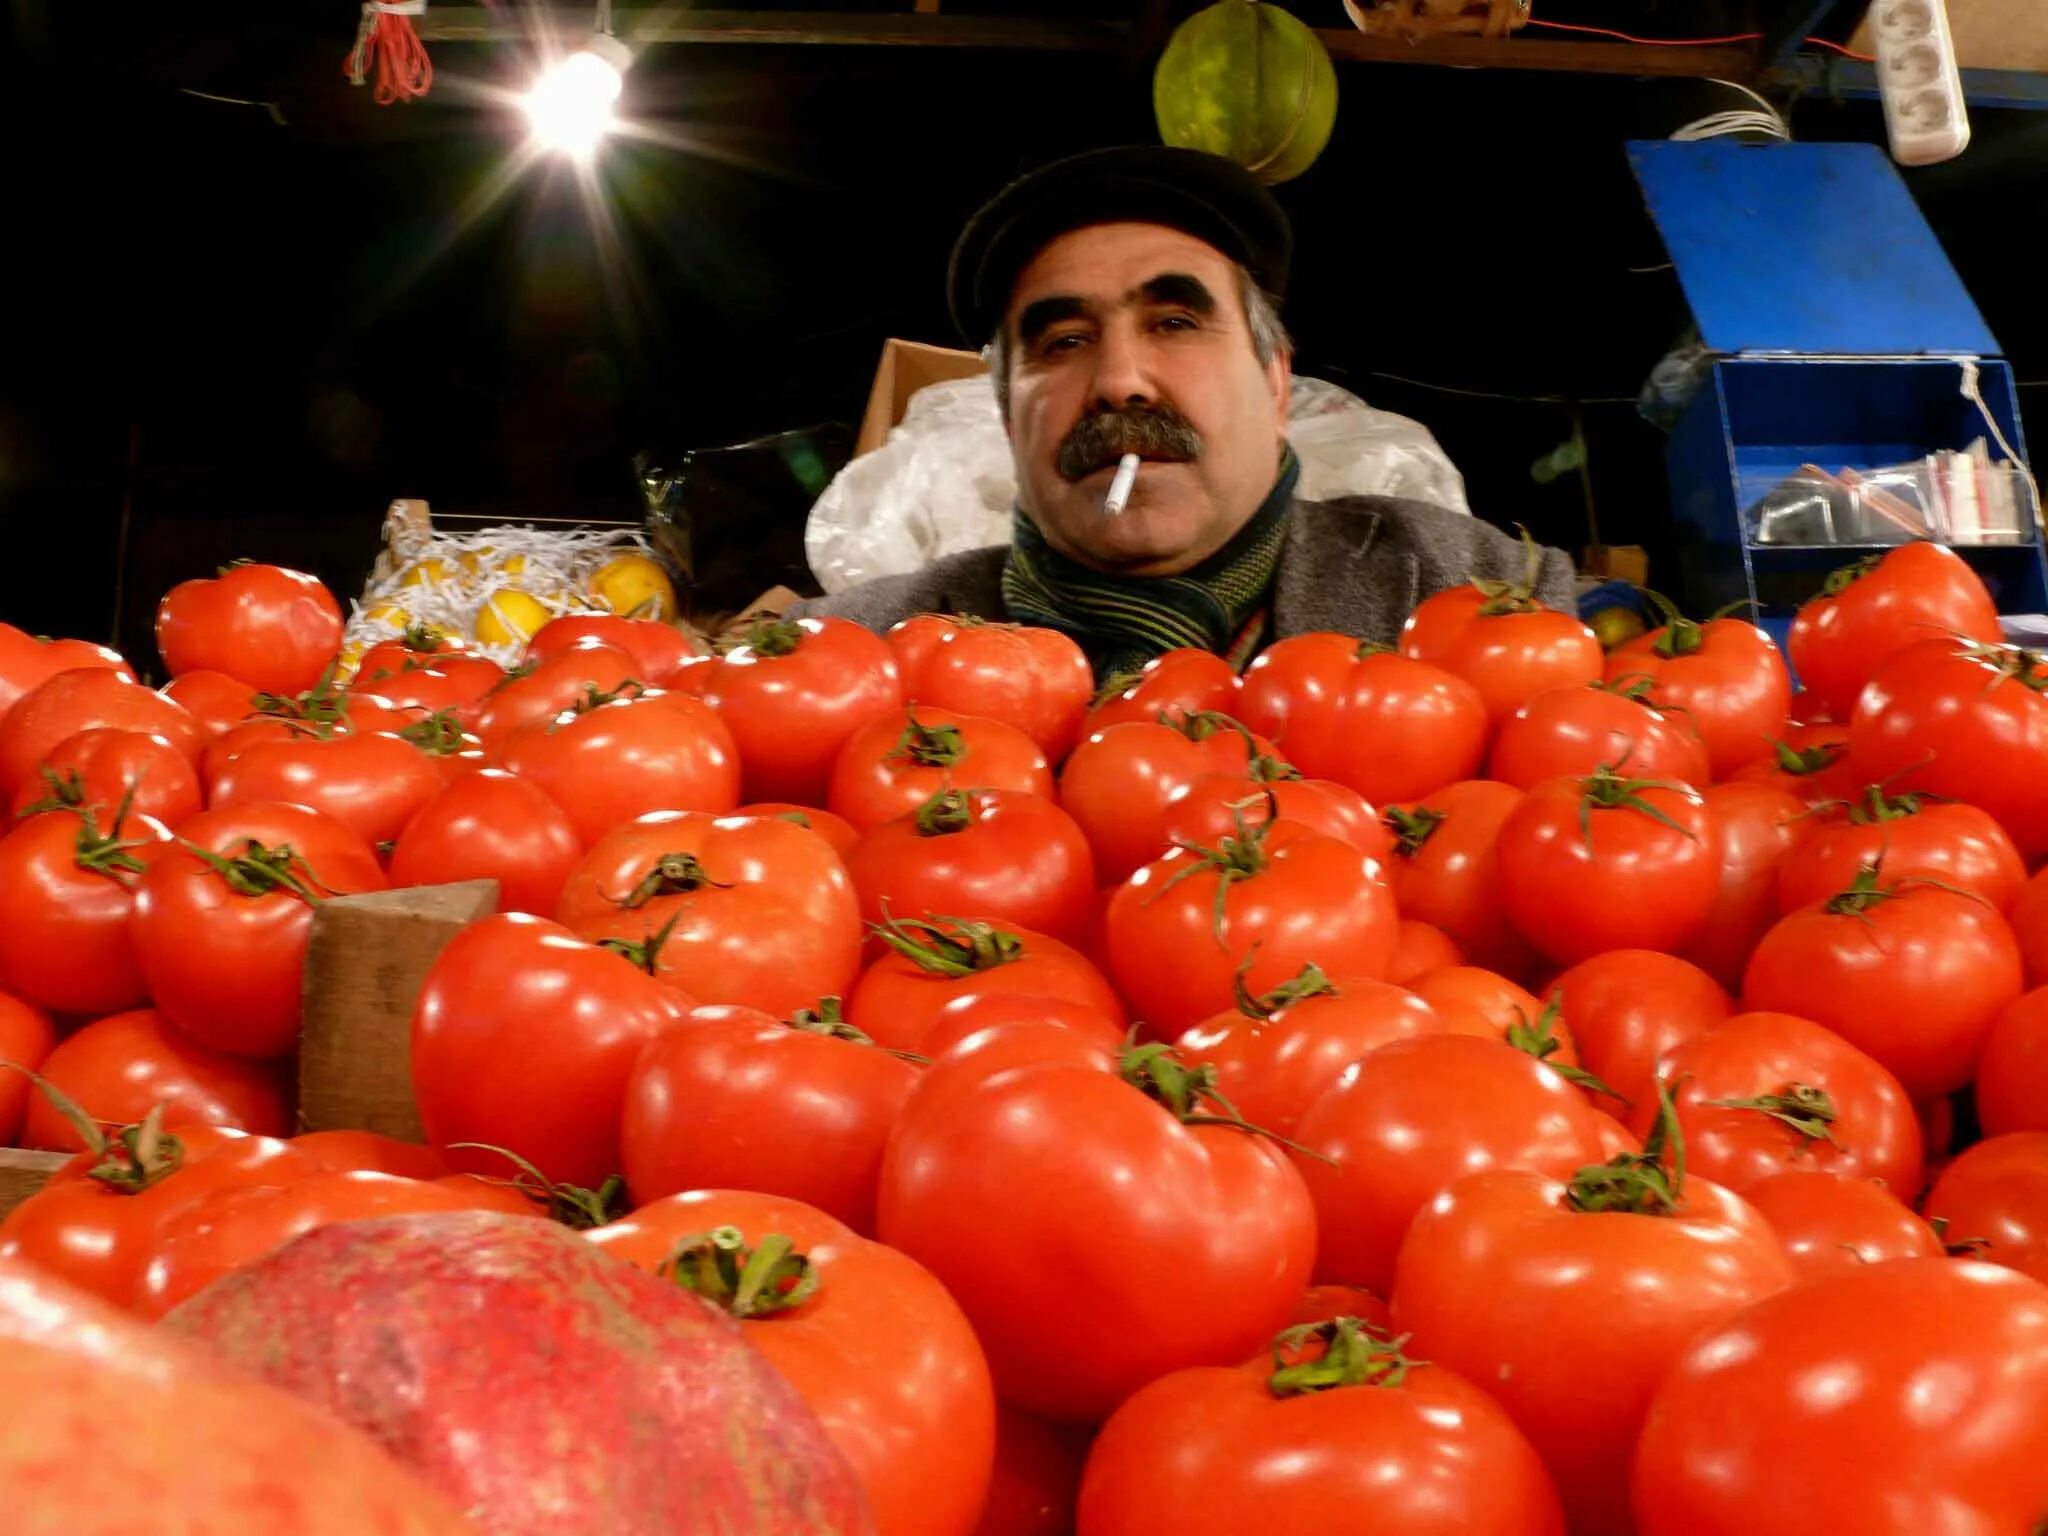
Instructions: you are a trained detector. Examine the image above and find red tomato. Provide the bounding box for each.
[878,1024,1315,1423]
[1078,1317,1565,1535]
[1495,767,1719,967]
[888,615,1092,763]
[697,617,905,804]
[1393,1157,1793,1536]
[0,805,169,1015]
[918,992,1126,1062]
[135,1170,496,1319]
[412,912,693,1188]
[155,562,344,696]
[556,811,861,1016]
[2013,866,2048,989]
[1158,764,1391,863]
[1742,1168,1940,1280]
[1680,782,1806,991]
[1058,712,1275,883]
[0,670,201,801]
[971,1406,1091,1536]
[1381,779,1531,975]
[1386,918,1462,983]
[21,1008,290,1151]
[1289,1283,1394,1332]
[1742,867,2023,1100]
[1106,821,1396,1040]
[347,656,505,723]
[619,1001,923,1234]
[1637,1010,1922,1196]
[388,769,583,916]
[1977,987,2048,1138]
[1399,581,1602,730]
[157,669,258,744]
[1238,635,1489,803]
[1787,541,2001,721]
[1486,680,1709,791]
[0,1126,316,1308]
[0,990,56,1143]
[0,624,133,720]
[1778,787,2024,914]
[499,689,741,844]
[288,1130,450,1180]
[827,705,1052,833]
[842,917,1126,1051]
[10,727,202,828]
[1724,722,1854,808]
[197,684,417,789]
[1550,949,1731,1109]
[591,1190,996,1536]
[1291,1033,1617,1293]
[211,729,447,849]
[1849,637,2048,859]
[1632,1260,2048,1536]
[472,641,641,756]
[132,802,388,1058]
[525,613,696,687]
[844,788,1097,946]
[1924,1132,2048,1284]
[1082,646,1239,735]
[736,802,861,859]
[1606,608,1791,778]
[1175,969,1445,1138]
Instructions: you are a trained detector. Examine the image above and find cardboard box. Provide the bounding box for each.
[855,338,989,459]
[0,1147,67,1220]
[297,880,501,1142]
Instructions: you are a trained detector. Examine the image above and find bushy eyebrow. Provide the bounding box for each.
[1016,295,1092,351]
[1014,272,1222,351]
[1134,273,1218,316]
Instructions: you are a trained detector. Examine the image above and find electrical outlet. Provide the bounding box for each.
[1873,0,1971,165]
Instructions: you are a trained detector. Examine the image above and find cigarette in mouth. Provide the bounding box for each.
[1102,453,1140,517]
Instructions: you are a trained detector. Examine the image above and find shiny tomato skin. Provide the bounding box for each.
[0,624,133,720]
[499,691,741,845]
[0,990,56,1143]
[1637,1010,1922,1197]
[0,806,170,1016]
[698,617,905,805]
[157,669,258,744]
[845,789,1097,947]
[1386,918,1463,983]
[1632,1260,2048,1536]
[412,912,694,1189]
[1393,1166,1794,1536]
[525,613,696,687]
[1777,796,2024,914]
[841,921,1126,1052]
[1680,783,1806,991]
[888,615,1092,764]
[1407,966,1551,1048]
[1291,1033,1616,1294]
[2012,867,2048,989]
[1082,647,1239,735]
[1077,1336,1564,1536]
[1486,682,1710,791]
[1399,586,1603,730]
[20,1008,290,1151]
[10,727,202,828]
[917,993,1126,1062]
[878,1023,1316,1424]
[155,562,344,696]
[1787,541,2002,721]
[1607,616,1791,777]
[1976,986,2048,1138]
[1106,823,1396,1040]
[1158,771,1391,863]
[473,641,641,756]
[1742,877,2024,1101]
[0,670,202,801]
[287,1130,451,1180]
[347,657,505,722]
[592,1189,997,1536]
[1742,1169,1941,1280]
[1724,720,1854,808]
[826,705,1052,834]
[1057,715,1274,884]
[1549,950,1731,1110]
[1382,779,1531,976]
[388,769,583,916]
[132,802,387,1059]
[1923,1132,2048,1284]
[619,1003,923,1235]
[738,802,861,859]
[210,729,447,848]
[970,1405,1092,1536]
[1495,773,1719,967]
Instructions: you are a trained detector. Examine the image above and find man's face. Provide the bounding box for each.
[1001,223,1291,578]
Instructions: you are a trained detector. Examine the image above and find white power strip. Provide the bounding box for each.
[1872,0,1972,166]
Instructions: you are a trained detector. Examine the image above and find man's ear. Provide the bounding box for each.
[1268,347,1293,431]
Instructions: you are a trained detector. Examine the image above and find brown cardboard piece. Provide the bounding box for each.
[297,879,500,1142]
[0,1148,67,1220]
[855,338,989,459]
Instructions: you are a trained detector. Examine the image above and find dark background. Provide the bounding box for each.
[5,1,2045,663]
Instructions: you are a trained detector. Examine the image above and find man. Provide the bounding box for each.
[793,145,1575,677]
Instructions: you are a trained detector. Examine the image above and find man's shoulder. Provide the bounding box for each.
[785,544,1010,633]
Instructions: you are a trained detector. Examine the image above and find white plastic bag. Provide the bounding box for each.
[804,373,1470,594]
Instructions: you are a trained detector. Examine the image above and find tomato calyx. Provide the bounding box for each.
[397,710,469,756]
[1120,1040,1323,1158]
[1840,783,1941,826]
[1155,804,1276,941]
[0,1064,183,1188]
[1822,859,1980,921]
[1705,1082,1840,1152]
[444,1142,623,1228]
[1382,804,1445,859]
[1267,1316,1419,1397]
[782,996,928,1063]
[566,679,649,718]
[1468,526,1546,617]
[615,853,730,909]
[1577,763,1697,846]
[1242,752,1303,786]
[1765,736,1845,777]
[597,911,683,975]
[16,765,88,818]
[1927,1215,1992,1259]
[912,788,975,837]
[1507,994,1624,1103]
[60,793,152,884]
[1234,959,1339,1021]
[1950,638,2048,693]
[1820,552,1885,598]
[660,1225,819,1319]
[886,709,966,770]
[399,622,451,654]
[870,913,1023,977]
[1172,709,1254,744]
[740,619,806,659]
[182,838,333,905]
[249,669,353,738]
[1567,1081,1687,1216]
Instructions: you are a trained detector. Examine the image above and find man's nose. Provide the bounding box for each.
[1087,320,1157,412]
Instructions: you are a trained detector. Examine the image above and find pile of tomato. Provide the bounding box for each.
[6,538,2048,1535]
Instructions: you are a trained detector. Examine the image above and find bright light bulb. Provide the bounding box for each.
[525,36,630,159]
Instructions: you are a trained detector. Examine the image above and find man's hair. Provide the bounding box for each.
[986,263,1291,418]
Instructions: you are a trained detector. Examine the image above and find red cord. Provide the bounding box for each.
[1522,16,1875,62]
[344,7,434,105]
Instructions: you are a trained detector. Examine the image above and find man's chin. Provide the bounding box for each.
[1038,500,1215,577]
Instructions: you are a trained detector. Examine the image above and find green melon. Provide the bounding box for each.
[1153,0,1339,186]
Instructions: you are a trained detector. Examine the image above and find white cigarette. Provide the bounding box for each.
[1103,453,1140,517]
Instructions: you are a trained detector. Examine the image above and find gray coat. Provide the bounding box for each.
[788,495,1578,648]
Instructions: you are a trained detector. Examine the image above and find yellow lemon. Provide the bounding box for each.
[334,642,367,683]
[398,557,456,590]
[588,553,677,621]
[363,600,411,630]
[457,547,497,575]
[474,589,551,648]
[497,552,531,578]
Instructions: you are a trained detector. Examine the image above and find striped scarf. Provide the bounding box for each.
[1003,450,1299,681]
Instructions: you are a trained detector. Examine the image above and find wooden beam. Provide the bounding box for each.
[1318,30,1758,77]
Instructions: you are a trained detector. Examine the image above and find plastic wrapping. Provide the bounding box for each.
[804,373,1472,595]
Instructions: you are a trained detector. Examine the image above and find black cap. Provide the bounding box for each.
[946,145,1293,346]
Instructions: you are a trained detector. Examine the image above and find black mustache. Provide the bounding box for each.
[1056,407,1203,482]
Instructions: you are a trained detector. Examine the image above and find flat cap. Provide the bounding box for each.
[946,145,1293,345]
